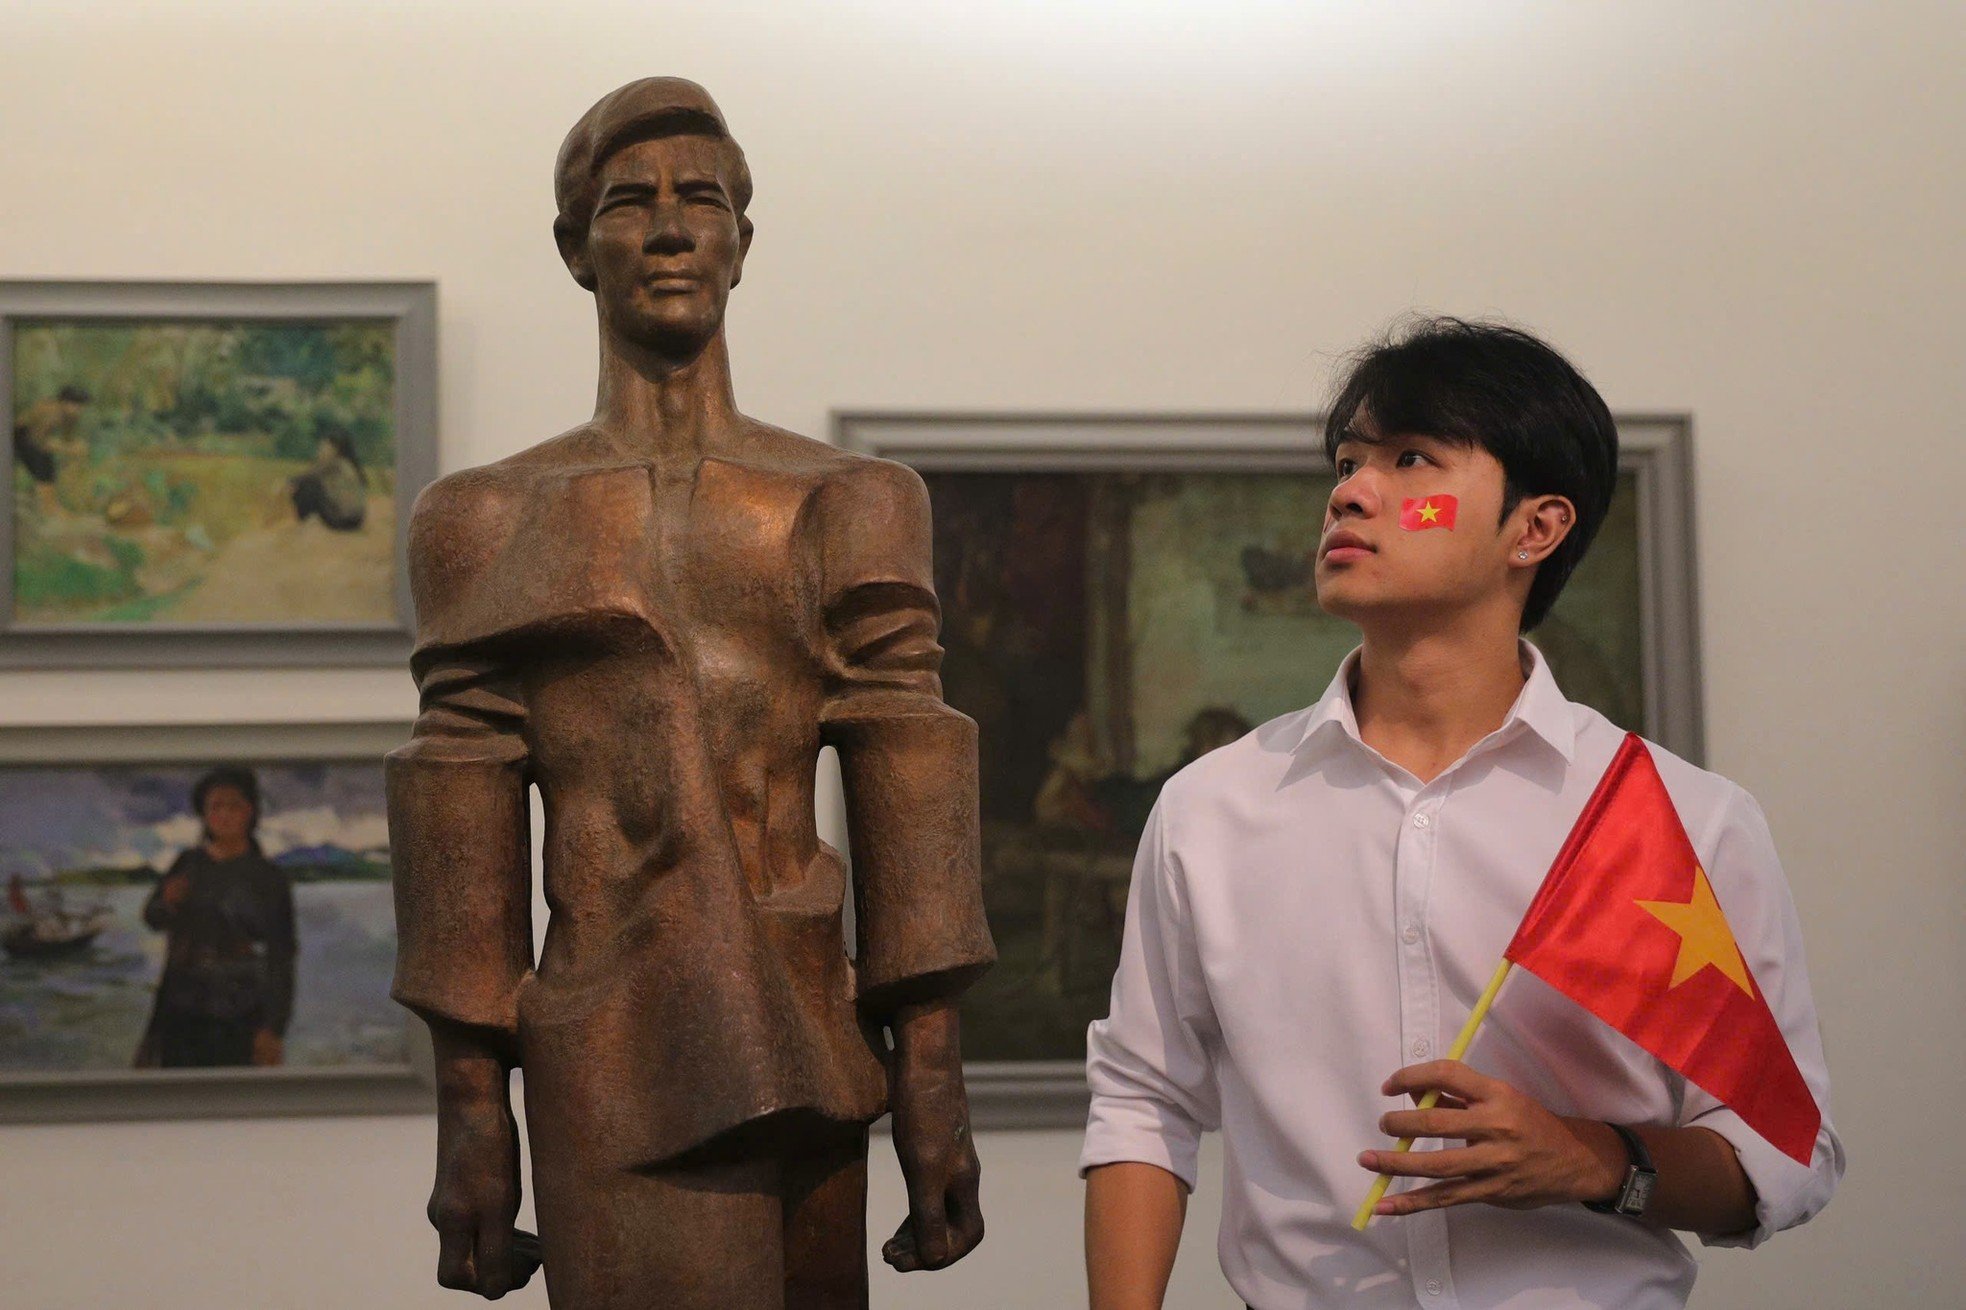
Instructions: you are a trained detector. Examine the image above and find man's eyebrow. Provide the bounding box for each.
[1336,425,1383,446]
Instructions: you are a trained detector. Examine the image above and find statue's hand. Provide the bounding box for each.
[429,1094,541,1299]
[881,1002,985,1272]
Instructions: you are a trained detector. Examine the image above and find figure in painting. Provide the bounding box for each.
[12,384,91,515]
[388,79,993,1308]
[136,766,296,1069]
[284,418,370,532]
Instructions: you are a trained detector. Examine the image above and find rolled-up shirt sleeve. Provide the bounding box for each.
[1080,798,1222,1192]
[1681,785,1843,1249]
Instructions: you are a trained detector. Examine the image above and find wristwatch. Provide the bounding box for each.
[1583,1122,1657,1217]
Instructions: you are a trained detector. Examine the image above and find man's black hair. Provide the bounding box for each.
[1323,316,1619,631]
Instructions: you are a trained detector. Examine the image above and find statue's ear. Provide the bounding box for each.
[730,215,754,290]
[554,216,597,291]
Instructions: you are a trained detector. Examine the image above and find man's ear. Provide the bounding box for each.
[1510,494,1577,567]
[730,215,754,289]
[553,216,596,291]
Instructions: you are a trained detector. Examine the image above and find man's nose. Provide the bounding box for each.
[643,201,695,255]
[1327,467,1382,521]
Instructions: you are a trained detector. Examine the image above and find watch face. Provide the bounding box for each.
[1621,1170,1659,1215]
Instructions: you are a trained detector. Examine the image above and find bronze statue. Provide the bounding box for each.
[386,78,995,1308]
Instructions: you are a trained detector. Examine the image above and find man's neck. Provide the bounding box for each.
[592,327,742,468]
[1351,607,1528,785]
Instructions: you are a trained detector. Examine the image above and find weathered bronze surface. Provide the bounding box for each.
[387,78,995,1308]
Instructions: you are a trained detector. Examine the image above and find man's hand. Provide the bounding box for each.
[1357,1060,1625,1218]
[882,999,985,1272]
[159,872,190,910]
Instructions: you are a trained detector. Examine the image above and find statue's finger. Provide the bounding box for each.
[435,1226,475,1291]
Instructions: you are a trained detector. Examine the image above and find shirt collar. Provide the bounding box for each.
[1295,640,1577,763]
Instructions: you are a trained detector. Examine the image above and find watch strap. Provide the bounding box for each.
[1583,1122,1658,1216]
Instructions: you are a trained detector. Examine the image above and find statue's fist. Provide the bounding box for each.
[883,1116,984,1272]
[882,1022,985,1273]
[429,1100,541,1299]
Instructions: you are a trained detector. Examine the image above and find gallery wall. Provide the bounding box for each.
[2,2,1961,1306]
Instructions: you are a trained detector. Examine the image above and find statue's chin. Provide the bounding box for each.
[606,309,721,364]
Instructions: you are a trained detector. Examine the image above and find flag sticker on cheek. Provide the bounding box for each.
[1399,495,1459,531]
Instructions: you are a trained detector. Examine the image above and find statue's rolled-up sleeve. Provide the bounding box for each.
[813,459,995,1010]
[386,476,535,1041]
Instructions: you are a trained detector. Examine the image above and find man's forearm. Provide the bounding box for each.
[1085,1161,1187,1310]
[1566,1119,1757,1236]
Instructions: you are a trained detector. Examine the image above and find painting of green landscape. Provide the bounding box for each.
[9,320,398,626]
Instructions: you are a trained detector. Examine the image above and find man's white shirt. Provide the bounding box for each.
[1080,644,1841,1309]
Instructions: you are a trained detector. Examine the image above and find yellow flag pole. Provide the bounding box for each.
[1351,958,1515,1231]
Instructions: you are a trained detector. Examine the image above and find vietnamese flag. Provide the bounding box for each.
[1503,734,1820,1164]
[1399,495,1458,530]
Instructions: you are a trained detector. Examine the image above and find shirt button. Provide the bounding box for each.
[1412,812,1432,829]
[1426,1279,1444,1296]
[1412,1038,1432,1058]
[1401,924,1421,945]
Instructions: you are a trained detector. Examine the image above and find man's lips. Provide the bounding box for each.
[644,270,701,291]
[1319,528,1375,561]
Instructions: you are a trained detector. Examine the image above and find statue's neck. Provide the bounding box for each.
[593,330,741,463]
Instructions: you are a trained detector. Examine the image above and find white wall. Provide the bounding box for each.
[2,2,1961,1306]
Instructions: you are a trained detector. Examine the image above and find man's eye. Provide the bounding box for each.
[1335,459,1356,478]
[1397,450,1429,468]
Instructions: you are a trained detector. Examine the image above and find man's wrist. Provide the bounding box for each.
[1563,1117,1633,1205]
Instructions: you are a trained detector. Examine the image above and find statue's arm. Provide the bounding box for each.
[812,458,995,1271]
[386,479,539,1300]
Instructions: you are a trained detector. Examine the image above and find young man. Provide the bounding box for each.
[1080,320,1840,1309]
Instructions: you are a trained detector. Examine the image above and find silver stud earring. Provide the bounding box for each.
[1517,551,1530,560]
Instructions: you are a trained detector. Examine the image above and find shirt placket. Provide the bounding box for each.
[1395,780,1460,1309]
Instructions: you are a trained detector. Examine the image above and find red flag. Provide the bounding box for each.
[1504,734,1820,1164]
[1399,495,1458,531]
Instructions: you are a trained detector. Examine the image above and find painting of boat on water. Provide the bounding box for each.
[9,318,399,627]
[0,755,403,1077]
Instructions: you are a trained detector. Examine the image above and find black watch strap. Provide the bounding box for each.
[1583,1122,1658,1217]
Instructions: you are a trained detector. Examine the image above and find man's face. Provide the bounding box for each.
[569,134,749,355]
[1313,423,1522,626]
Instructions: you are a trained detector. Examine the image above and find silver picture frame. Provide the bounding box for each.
[836,411,1703,1128]
[0,280,437,668]
[0,719,430,1122]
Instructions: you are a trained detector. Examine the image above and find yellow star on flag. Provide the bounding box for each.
[1418,501,1441,523]
[1636,866,1753,995]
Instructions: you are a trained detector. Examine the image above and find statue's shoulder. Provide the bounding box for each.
[408,426,621,538]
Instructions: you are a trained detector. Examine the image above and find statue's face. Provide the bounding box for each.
[570,134,750,356]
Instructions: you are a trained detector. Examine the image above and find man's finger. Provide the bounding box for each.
[1358,1145,1492,1180]
[1381,1106,1489,1142]
[1381,1059,1494,1103]
[435,1226,475,1291]
[1377,1177,1487,1217]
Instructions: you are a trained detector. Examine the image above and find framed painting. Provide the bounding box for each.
[0,281,437,667]
[837,412,1701,1126]
[0,720,430,1121]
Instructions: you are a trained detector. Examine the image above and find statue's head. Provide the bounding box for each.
[553,78,754,357]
